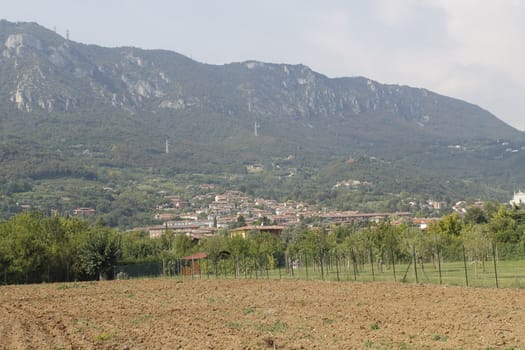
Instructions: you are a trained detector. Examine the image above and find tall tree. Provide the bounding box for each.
[227,235,250,277]
[462,224,491,271]
[202,236,227,276]
[78,226,121,280]
[464,207,488,225]
[4,212,50,283]
[489,206,521,243]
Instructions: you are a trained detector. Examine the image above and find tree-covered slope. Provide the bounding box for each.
[0,19,524,223]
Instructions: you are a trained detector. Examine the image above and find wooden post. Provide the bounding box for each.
[402,260,412,283]
[492,241,499,288]
[412,244,418,283]
[370,247,375,282]
[462,244,469,287]
[243,256,247,279]
[305,254,309,280]
[320,252,325,281]
[437,249,442,285]
[391,246,397,282]
[352,249,357,281]
[335,253,340,282]
[346,256,351,281]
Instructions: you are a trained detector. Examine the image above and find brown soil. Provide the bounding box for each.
[1,278,524,349]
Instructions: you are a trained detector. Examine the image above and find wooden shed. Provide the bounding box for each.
[181,252,208,276]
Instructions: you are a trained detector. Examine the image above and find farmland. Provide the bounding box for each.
[1,279,525,349]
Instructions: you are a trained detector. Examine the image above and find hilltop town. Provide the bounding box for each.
[110,186,498,240]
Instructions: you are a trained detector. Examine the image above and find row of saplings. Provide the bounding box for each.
[0,203,524,284]
[190,204,525,281]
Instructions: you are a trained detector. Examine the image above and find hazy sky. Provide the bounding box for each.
[3,0,525,130]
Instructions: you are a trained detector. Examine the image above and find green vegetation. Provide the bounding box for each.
[78,226,121,280]
[431,334,448,342]
[0,212,123,283]
[130,315,153,325]
[243,307,255,315]
[56,283,87,290]
[1,22,525,230]
[0,149,520,231]
[254,320,288,333]
[227,322,242,329]
[364,340,375,348]
[94,332,113,342]
[3,202,525,288]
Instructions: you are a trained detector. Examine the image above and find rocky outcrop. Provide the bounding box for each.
[0,19,520,143]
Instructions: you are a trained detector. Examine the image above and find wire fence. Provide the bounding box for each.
[114,244,525,289]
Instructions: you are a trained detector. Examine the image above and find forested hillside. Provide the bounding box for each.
[0,19,524,225]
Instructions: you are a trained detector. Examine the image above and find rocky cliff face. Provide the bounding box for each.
[0,19,522,158]
[0,22,173,114]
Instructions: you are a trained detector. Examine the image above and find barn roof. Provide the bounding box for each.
[181,252,208,260]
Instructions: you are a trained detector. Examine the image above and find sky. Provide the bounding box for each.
[3,0,524,130]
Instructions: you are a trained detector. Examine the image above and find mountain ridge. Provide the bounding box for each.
[1,19,519,141]
[0,19,524,224]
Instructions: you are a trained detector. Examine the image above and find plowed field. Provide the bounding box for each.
[1,279,524,349]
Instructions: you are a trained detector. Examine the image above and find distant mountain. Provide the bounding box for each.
[1,19,524,216]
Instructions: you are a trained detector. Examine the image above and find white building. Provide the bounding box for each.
[510,190,525,206]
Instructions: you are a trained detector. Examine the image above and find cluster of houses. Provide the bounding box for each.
[71,187,525,240]
[138,190,446,241]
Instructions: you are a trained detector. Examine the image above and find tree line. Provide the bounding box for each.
[0,213,122,284]
[193,204,525,281]
[1,203,525,284]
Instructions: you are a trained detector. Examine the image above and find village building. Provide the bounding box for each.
[230,225,285,239]
[72,207,96,217]
[510,190,525,206]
